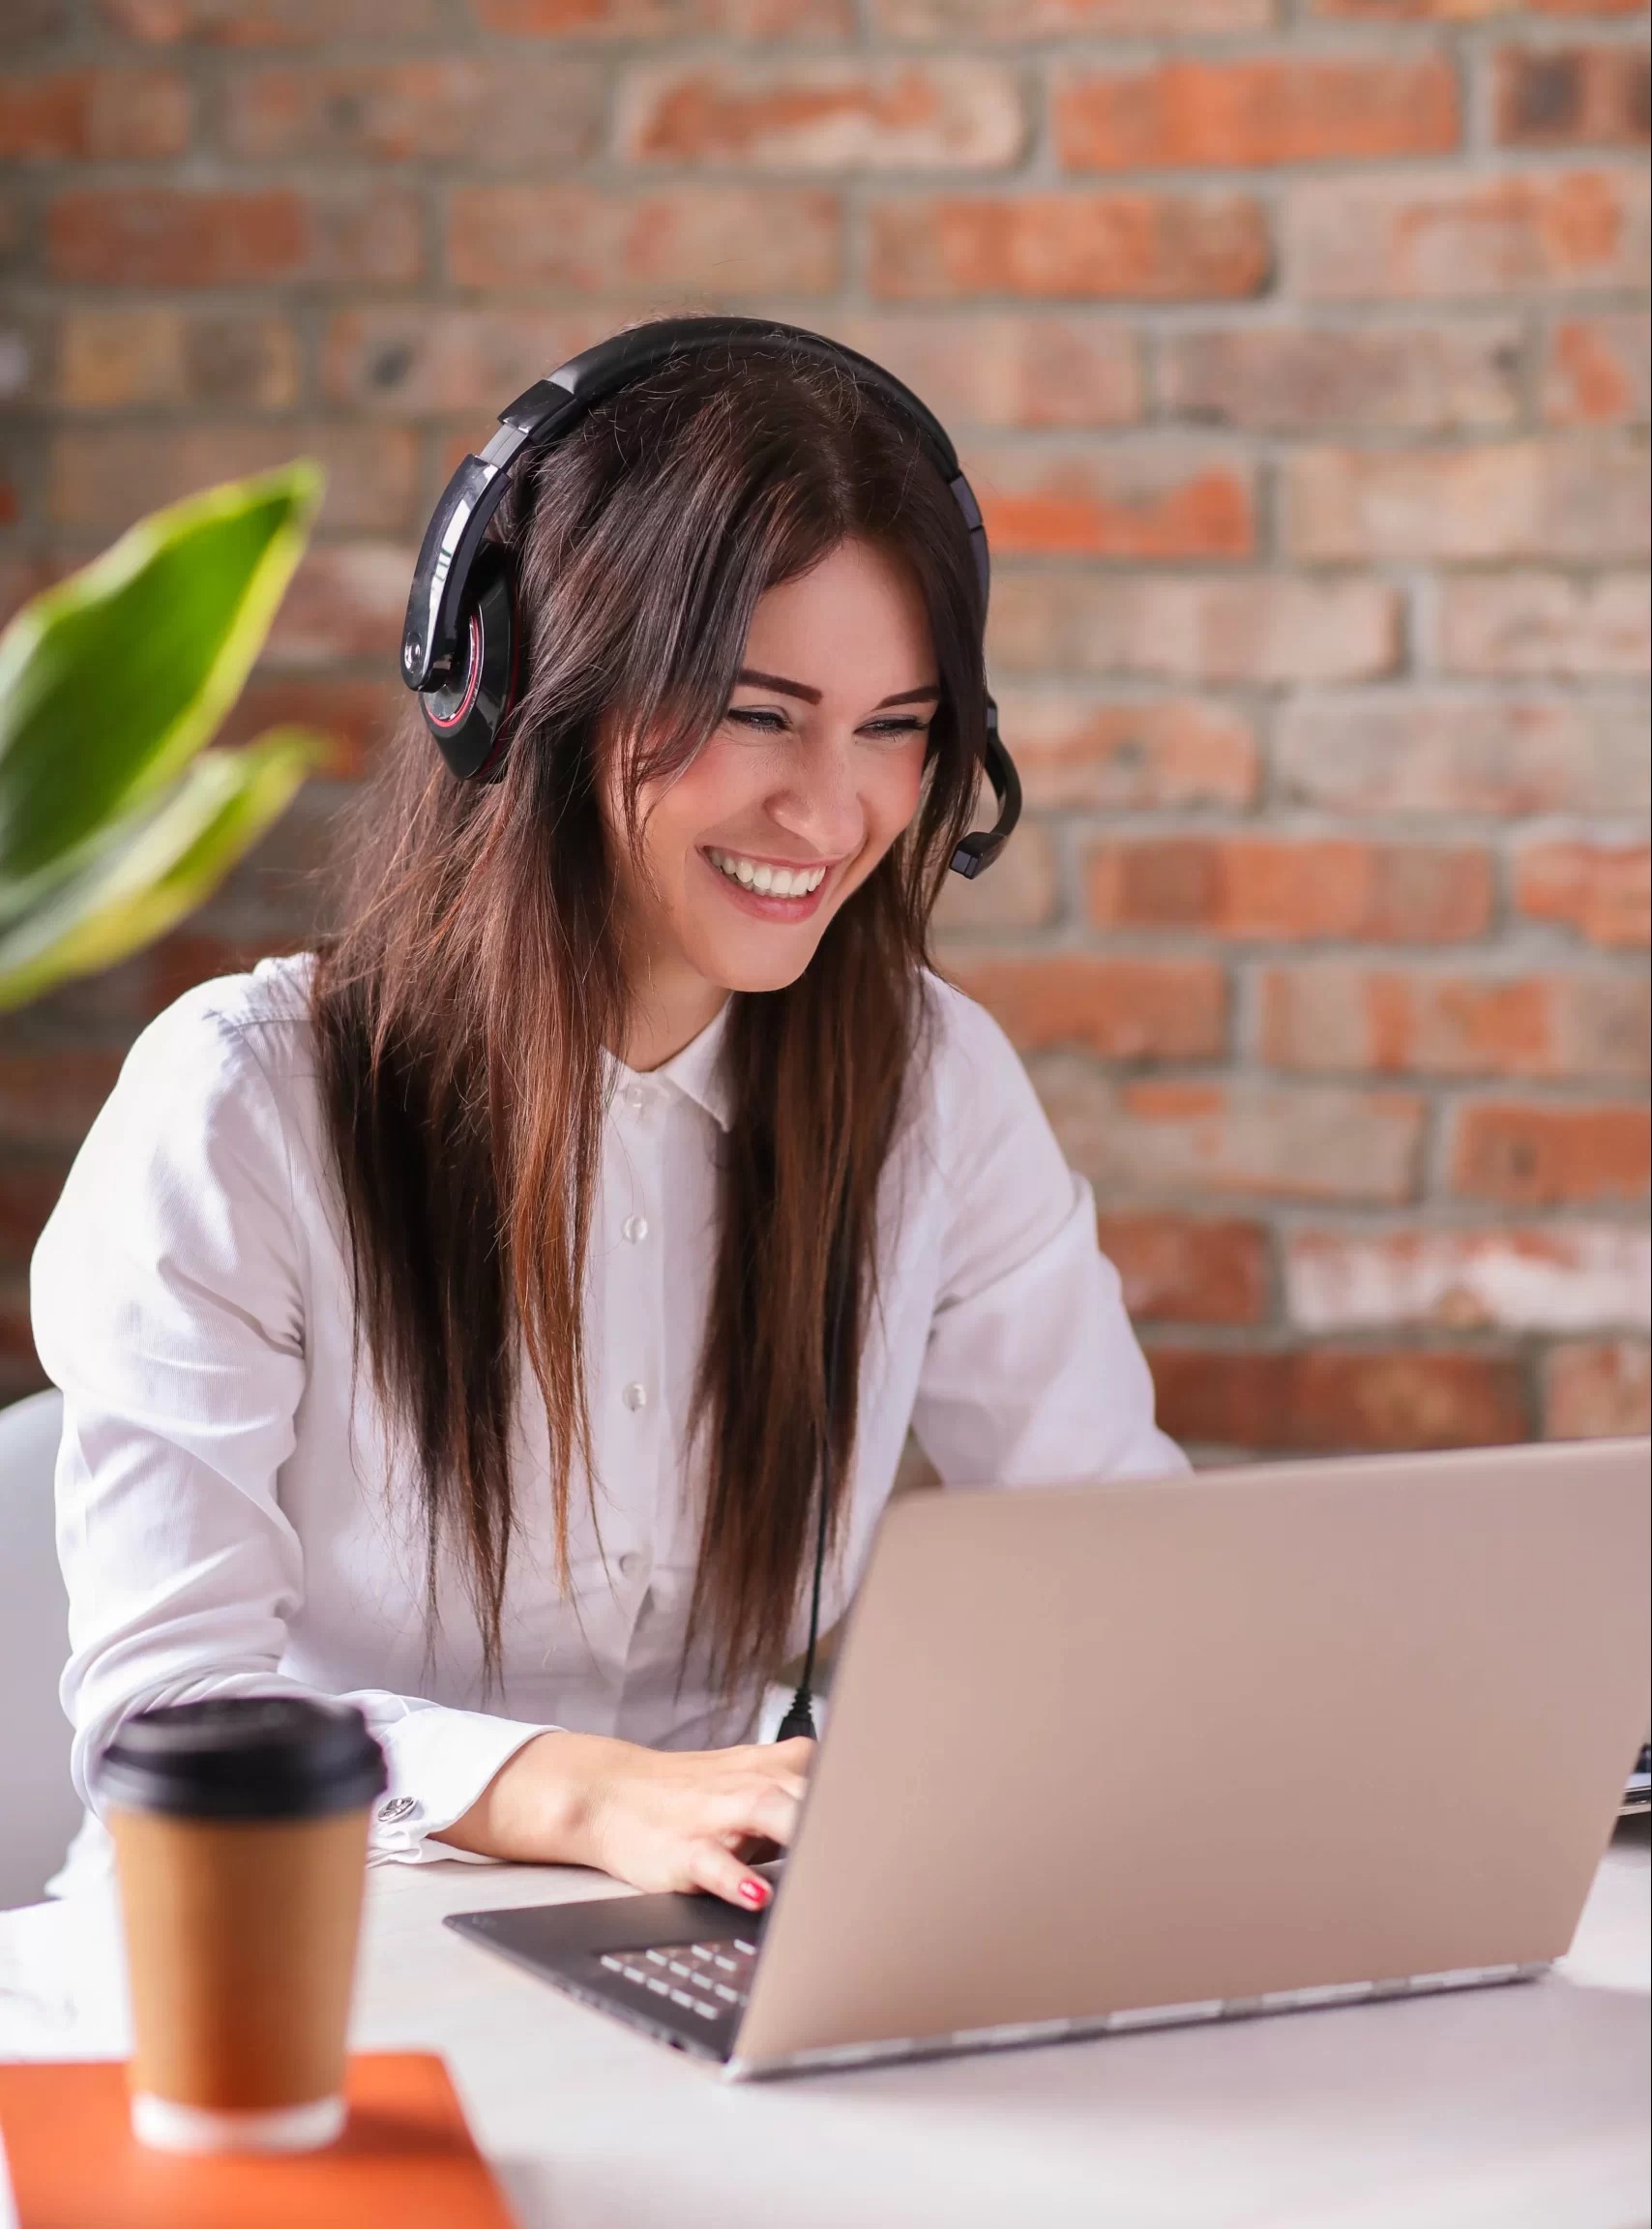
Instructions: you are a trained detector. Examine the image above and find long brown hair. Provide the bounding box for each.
[310,328,986,1695]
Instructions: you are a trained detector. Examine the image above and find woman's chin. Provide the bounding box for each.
[690,928,824,997]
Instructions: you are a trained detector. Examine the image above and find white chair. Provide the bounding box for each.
[0,1387,79,1909]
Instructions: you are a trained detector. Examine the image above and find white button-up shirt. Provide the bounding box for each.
[31,952,1184,1883]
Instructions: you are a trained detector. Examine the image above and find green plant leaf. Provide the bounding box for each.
[0,729,325,1014]
[0,461,324,889]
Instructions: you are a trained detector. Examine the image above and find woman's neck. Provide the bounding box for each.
[616,962,729,1073]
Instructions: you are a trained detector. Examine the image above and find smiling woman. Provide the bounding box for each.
[608,543,940,1063]
[31,323,1184,1917]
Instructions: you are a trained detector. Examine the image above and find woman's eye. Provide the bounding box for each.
[722,708,932,742]
[861,718,928,742]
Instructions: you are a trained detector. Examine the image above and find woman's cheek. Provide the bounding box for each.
[873,742,929,845]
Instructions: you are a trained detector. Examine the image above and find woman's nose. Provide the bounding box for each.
[765,738,865,857]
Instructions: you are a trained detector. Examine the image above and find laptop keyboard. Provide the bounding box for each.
[599,1937,760,2024]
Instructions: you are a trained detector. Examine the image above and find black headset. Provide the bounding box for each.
[400,314,1024,1744]
[400,312,1021,878]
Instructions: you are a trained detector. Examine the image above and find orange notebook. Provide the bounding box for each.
[0,2053,519,2229]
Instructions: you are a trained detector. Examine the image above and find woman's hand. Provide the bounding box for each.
[432,1730,815,1911]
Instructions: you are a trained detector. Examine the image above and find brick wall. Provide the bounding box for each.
[1,0,1647,1454]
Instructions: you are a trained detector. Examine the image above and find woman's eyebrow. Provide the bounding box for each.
[735,668,942,709]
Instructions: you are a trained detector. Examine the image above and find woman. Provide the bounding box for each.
[32,323,1184,1913]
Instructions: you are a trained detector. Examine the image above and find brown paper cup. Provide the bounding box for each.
[99,1697,386,2154]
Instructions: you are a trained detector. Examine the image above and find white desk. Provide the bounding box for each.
[3,1822,1647,2229]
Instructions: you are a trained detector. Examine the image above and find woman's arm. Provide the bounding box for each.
[910,983,1188,1490]
[32,990,549,1867]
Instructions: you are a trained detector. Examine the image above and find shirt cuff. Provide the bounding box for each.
[366,1704,553,1866]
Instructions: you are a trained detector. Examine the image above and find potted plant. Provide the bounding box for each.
[0,461,330,1013]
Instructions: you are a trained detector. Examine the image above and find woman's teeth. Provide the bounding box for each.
[706,848,827,899]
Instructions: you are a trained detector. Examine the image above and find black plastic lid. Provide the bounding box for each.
[98,1697,388,1822]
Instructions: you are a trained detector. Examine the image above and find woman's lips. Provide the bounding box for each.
[698,847,835,923]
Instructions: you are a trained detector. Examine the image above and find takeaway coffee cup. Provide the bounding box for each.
[99,1695,387,2154]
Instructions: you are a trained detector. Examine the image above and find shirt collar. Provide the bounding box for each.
[610,996,735,1133]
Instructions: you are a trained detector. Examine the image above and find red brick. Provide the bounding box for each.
[223,58,602,168]
[1160,320,1524,431]
[1543,312,1651,424]
[1086,837,1493,943]
[931,822,1058,935]
[947,954,1228,1060]
[474,0,851,30]
[1494,43,1650,148]
[1149,1346,1529,1454]
[616,60,1022,169]
[0,1053,123,1151]
[1260,965,1648,1082]
[221,675,405,780]
[1285,168,1649,300]
[873,0,1273,33]
[1451,1100,1650,1206]
[1034,1068,1425,1203]
[0,1159,71,1264]
[1275,693,1644,816]
[0,68,189,158]
[1544,1339,1652,1439]
[1056,57,1457,171]
[448,185,840,295]
[1436,571,1650,677]
[49,425,417,538]
[263,543,415,668]
[869,192,1268,302]
[989,574,1401,684]
[48,186,422,288]
[57,308,300,412]
[995,694,1257,810]
[1283,437,1648,562]
[1286,1226,1649,1335]
[1097,1212,1270,1326]
[1515,840,1651,950]
[967,440,1253,558]
[100,0,444,38]
[321,307,610,416]
[831,314,1142,429]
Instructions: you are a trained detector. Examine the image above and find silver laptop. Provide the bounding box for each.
[447,1437,1650,2079]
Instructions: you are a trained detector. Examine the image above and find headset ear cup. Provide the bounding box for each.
[418,542,519,783]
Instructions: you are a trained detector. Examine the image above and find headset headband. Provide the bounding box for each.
[399,314,1020,878]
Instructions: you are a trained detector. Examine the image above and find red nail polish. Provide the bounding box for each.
[738,1878,769,1909]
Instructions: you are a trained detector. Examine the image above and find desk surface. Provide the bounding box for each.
[3,1822,1647,2229]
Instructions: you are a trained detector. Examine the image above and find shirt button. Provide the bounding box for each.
[377,1796,417,1824]
[622,1214,649,1244]
[622,1382,648,1412]
[624,1085,647,1114]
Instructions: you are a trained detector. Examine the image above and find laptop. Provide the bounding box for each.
[446,1436,1650,2080]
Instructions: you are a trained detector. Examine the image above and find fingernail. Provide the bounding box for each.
[738,1878,770,1909]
